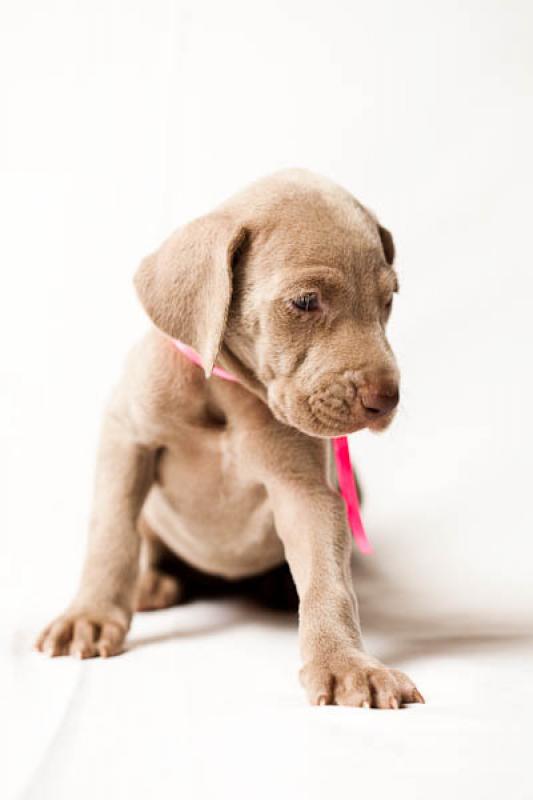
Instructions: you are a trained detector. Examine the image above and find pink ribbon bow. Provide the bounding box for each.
[172,339,372,555]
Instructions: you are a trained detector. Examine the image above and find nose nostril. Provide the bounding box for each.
[359,386,399,417]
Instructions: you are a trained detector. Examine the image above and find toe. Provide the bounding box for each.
[401,685,425,704]
[369,670,401,709]
[35,625,51,652]
[158,574,182,606]
[391,669,425,705]
[136,570,182,611]
[42,619,73,657]
[300,664,335,706]
[70,619,97,659]
[335,672,372,707]
[97,622,124,658]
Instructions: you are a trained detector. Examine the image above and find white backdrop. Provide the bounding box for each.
[2,2,532,799]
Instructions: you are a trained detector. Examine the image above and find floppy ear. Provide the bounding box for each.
[377,224,395,266]
[134,213,246,377]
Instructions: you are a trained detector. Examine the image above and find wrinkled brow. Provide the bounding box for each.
[279,266,350,295]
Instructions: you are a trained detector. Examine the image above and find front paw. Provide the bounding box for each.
[35,607,128,659]
[300,653,424,709]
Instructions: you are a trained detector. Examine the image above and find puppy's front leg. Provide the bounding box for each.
[269,480,423,708]
[36,410,155,658]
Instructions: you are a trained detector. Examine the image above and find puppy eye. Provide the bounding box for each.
[291,293,320,312]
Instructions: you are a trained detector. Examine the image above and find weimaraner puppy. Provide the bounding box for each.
[36,169,423,708]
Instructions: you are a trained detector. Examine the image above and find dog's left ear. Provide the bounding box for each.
[377,224,395,266]
[134,213,246,377]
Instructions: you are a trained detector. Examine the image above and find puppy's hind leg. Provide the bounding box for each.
[135,518,185,612]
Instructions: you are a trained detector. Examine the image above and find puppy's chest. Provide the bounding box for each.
[144,423,282,577]
[159,422,257,500]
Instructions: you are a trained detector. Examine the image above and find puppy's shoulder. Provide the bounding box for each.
[107,328,208,444]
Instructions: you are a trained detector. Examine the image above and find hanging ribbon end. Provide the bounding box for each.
[354,533,374,556]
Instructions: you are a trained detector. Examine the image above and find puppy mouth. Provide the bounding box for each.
[362,409,397,433]
[267,379,397,438]
[306,392,396,438]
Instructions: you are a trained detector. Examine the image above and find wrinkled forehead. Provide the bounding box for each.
[244,190,387,293]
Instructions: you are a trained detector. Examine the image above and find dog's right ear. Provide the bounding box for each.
[377,224,395,266]
[134,213,246,377]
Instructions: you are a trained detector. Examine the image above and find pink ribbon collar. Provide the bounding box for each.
[172,339,372,555]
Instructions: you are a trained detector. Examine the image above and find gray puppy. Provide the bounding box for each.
[36,169,423,708]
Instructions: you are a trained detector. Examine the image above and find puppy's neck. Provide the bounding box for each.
[218,343,268,404]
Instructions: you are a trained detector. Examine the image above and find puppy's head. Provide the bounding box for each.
[135,170,400,438]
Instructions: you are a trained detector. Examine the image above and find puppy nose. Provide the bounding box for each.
[359,384,399,418]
